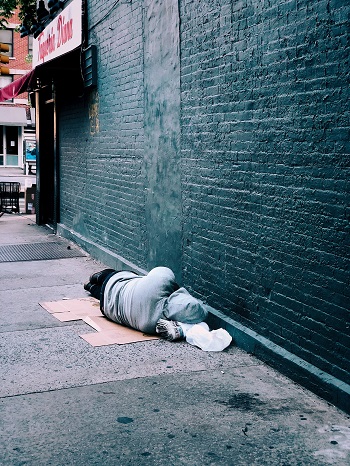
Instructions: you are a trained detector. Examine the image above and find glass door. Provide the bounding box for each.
[0,126,21,166]
[5,126,19,166]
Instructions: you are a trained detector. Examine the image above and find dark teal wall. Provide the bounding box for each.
[60,0,181,276]
[143,0,182,280]
[58,0,349,387]
[180,0,350,385]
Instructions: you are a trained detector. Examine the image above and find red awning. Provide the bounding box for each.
[0,70,36,103]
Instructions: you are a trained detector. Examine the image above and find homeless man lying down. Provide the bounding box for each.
[84,266,208,341]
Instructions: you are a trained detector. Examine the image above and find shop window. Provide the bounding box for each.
[0,76,12,87]
[0,29,13,57]
[28,35,33,56]
[0,75,13,102]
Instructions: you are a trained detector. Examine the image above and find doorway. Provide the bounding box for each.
[36,82,59,228]
[0,125,21,166]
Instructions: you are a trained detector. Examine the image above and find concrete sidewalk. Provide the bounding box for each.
[0,213,349,466]
[0,167,36,188]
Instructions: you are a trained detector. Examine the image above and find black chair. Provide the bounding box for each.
[0,182,20,214]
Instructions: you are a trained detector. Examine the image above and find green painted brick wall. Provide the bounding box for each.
[57,0,349,386]
[180,0,349,385]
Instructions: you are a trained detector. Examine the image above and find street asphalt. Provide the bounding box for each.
[0,212,349,466]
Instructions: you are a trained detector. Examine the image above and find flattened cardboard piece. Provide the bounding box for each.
[83,316,159,339]
[40,300,70,314]
[40,297,101,316]
[61,298,101,315]
[83,315,118,331]
[80,328,158,347]
[40,297,159,346]
[51,312,82,322]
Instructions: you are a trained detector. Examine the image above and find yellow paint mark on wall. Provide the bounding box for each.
[89,89,100,134]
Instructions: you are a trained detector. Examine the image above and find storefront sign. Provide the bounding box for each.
[33,0,82,67]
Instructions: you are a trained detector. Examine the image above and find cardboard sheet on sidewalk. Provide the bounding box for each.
[40,297,102,322]
[39,297,159,347]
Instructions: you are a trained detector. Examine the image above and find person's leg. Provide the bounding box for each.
[84,270,120,312]
[83,282,103,300]
[89,269,116,285]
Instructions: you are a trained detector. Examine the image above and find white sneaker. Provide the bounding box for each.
[156,319,184,341]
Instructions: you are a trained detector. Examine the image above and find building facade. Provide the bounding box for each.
[0,9,35,170]
[15,0,349,411]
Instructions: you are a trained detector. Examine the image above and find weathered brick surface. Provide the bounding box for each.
[58,0,349,387]
[9,9,32,72]
[60,0,147,268]
[180,0,349,384]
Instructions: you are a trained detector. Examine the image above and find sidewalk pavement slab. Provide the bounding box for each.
[1,213,349,466]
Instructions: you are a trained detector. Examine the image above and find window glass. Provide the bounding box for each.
[0,76,12,88]
[28,35,33,55]
[5,126,19,166]
[6,154,18,165]
[6,126,18,155]
[0,76,13,102]
[0,29,13,56]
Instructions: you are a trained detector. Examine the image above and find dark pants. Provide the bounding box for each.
[86,269,117,302]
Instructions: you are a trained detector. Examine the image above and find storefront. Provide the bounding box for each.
[0,0,89,226]
[0,107,35,168]
[31,0,86,227]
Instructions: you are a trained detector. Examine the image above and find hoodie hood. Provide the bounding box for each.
[163,287,208,323]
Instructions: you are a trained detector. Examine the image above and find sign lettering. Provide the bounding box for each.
[33,0,82,67]
[57,16,73,47]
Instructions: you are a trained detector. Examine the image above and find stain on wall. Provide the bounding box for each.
[143,0,182,280]
[88,89,99,135]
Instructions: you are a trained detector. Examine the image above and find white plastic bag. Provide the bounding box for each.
[185,323,232,352]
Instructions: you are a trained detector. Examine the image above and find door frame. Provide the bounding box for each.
[35,79,60,230]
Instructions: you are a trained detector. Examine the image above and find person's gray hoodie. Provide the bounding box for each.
[103,266,208,334]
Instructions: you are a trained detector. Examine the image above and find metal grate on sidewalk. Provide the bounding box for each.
[0,242,87,263]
